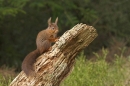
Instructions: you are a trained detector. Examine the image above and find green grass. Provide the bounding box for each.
[0,74,13,86]
[0,49,130,86]
[0,67,16,86]
[61,49,130,86]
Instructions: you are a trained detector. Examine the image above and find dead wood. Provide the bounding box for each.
[10,23,98,86]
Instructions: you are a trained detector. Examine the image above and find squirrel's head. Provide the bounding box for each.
[47,17,59,34]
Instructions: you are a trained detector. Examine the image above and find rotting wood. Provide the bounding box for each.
[10,23,98,86]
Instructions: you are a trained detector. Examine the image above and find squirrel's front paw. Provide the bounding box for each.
[55,37,60,42]
[48,47,52,51]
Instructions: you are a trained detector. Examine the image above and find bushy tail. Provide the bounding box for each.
[22,49,40,76]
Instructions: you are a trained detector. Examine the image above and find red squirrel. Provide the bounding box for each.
[22,17,59,76]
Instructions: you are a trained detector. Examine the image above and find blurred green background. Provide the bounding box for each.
[0,0,130,71]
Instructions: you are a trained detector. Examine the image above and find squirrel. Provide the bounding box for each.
[22,17,59,76]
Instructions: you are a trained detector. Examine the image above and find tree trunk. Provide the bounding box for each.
[10,23,98,86]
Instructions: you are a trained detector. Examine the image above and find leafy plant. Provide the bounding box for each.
[61,49,129,86]
[0,0,28,18]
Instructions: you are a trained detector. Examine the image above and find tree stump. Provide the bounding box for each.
[10,23,98,86]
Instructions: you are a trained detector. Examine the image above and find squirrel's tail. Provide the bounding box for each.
[22,49,40,76]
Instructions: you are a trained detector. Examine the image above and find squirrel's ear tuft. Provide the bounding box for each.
[48,17,51,26]
[55,17,58,25]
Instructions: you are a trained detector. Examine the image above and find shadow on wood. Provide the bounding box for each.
[10,23,98,86]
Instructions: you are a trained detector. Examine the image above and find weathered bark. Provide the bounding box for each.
[10,23,98,86]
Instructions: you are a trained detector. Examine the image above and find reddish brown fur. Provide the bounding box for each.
[22,17,59,76]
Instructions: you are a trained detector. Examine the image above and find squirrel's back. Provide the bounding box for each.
[36,30,51,54]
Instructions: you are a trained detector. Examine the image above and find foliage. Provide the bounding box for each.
[90,0,130,46]
[0,66,15,86]
[0,0,28,18]
[0,0,97,68]
[0,49,129,86]
[0,74,12,86]
[61,49,129,86]
[0,0,130,69]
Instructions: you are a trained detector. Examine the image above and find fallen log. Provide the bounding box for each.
[10,23,98,86]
